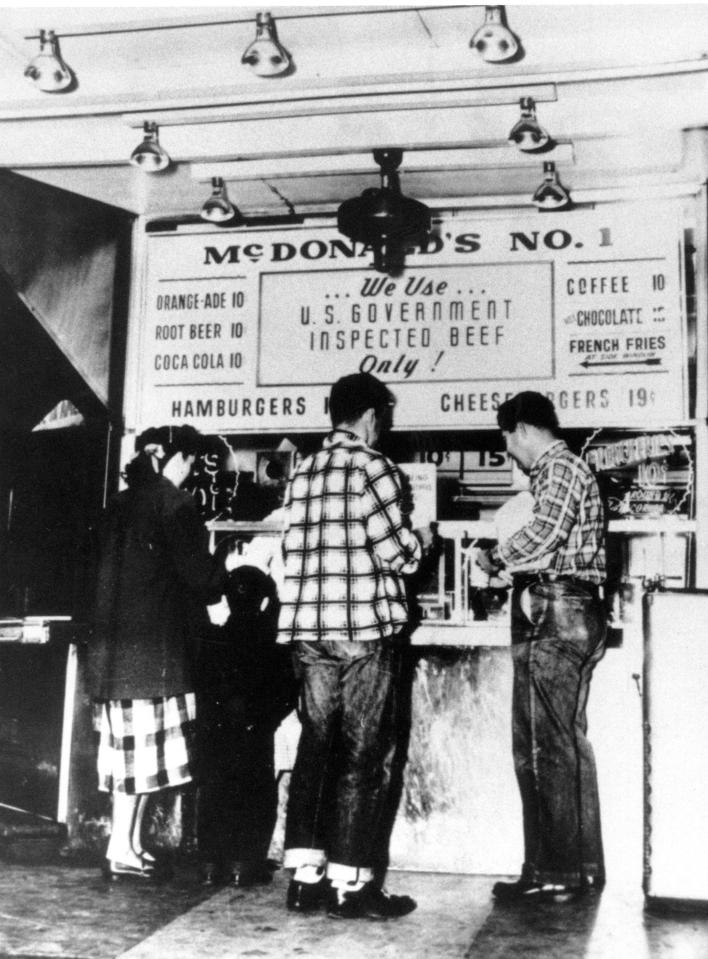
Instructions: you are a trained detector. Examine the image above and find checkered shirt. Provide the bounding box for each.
[498,440,606,585]
[278,429,422,642]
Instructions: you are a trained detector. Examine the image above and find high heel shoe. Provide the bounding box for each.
[132,847,174,880]
[199,862,227,887]
[101,858,158,882]
[101,859,155,882]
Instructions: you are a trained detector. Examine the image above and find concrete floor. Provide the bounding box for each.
[2,861,708,959]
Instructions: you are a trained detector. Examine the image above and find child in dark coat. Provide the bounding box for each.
[195,564,297,886]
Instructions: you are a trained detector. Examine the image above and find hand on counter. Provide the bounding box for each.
[415,522,444,557]
[415,524,435,552]
[475,546,503,577]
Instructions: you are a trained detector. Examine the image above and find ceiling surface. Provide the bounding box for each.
[0,5,707,222]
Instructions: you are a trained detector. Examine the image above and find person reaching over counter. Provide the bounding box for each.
[278,372,432,920]
[477,391,607,904]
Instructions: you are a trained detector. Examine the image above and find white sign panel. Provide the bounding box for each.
[259,262,553,384]
[133,204,687,433]
[398,463,438,528]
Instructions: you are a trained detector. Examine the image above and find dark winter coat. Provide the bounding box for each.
[196,614,298,737]
[90,473,225,700]
[195,566,297,738]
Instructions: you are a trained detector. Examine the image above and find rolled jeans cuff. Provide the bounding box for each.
[326,862,374,884]
[283,847,327,870]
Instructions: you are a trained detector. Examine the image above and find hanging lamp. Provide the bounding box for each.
[337,149,431,275]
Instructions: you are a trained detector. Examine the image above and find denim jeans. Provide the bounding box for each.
[510,578,607,886]
[284,638,398,870]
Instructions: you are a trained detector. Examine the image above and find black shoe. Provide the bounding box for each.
[327,882,417,919]
[286,875,329,912]
[200,862,228,887]
[232,863,274,888]
[581,874,606,894]
[492,878,583,904]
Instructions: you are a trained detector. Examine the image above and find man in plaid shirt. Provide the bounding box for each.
[478,391,607,904]
[279,372,430,920]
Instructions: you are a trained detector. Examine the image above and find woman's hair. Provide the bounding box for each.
[124,424,205,487]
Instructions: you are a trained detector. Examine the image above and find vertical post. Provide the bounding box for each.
[693,186,708,586]
[57,643,78,824]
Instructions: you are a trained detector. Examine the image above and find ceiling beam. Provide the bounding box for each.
[190,144,576,182]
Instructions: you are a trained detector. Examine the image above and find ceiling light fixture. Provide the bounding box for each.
[130,122,170,173]
[532,161,571,211]
[200,177,241,223]
[241,12,292,78]
[508,97,552,153]
[24,29,74,92]
[470,6,520,63]
[337,148,431,276]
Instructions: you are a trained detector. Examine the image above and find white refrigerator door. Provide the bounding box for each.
[644,589,708,904]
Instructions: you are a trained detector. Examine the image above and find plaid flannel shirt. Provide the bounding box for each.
[498,440,606,585]
[278,429,422,642]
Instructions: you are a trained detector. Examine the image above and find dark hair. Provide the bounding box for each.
[496,391,560,436]
[224,565,278,620]
[124,424,205,487]
[135,424,205,460]
[329,372,394,427]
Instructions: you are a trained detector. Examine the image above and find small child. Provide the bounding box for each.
[195,564,297,887]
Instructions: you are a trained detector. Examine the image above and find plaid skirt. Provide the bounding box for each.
[93,693,196,795]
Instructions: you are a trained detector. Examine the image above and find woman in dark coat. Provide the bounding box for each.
[90,424,225,880]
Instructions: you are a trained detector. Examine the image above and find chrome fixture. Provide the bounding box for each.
[532,161,571,210]
[130,122,170,173]
[24,30,73,92]
[509,97,551,153]
[241,12,292,77]
[201,177,241,223]
[470,6,520,63]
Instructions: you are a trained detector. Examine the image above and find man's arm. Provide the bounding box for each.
[497,459,581,568]
[363,457,422,575]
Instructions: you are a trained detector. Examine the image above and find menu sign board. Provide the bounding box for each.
[133,204,687,433]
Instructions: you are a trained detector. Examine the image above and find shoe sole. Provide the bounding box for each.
[327,902,417,920]
[102,861,173,883]
[102,868,158,882]
[494,888,585,904]
[327,909,388,920]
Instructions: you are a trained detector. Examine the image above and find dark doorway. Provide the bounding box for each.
[1,421,109,620]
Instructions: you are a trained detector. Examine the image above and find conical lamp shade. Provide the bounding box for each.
[201,178,240,223]
[470,6,519,63]
[130,123,170,172]
[24,30,73,92]
[241,12,292,77]
[532,162,571,210]
[509,98,551,152]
